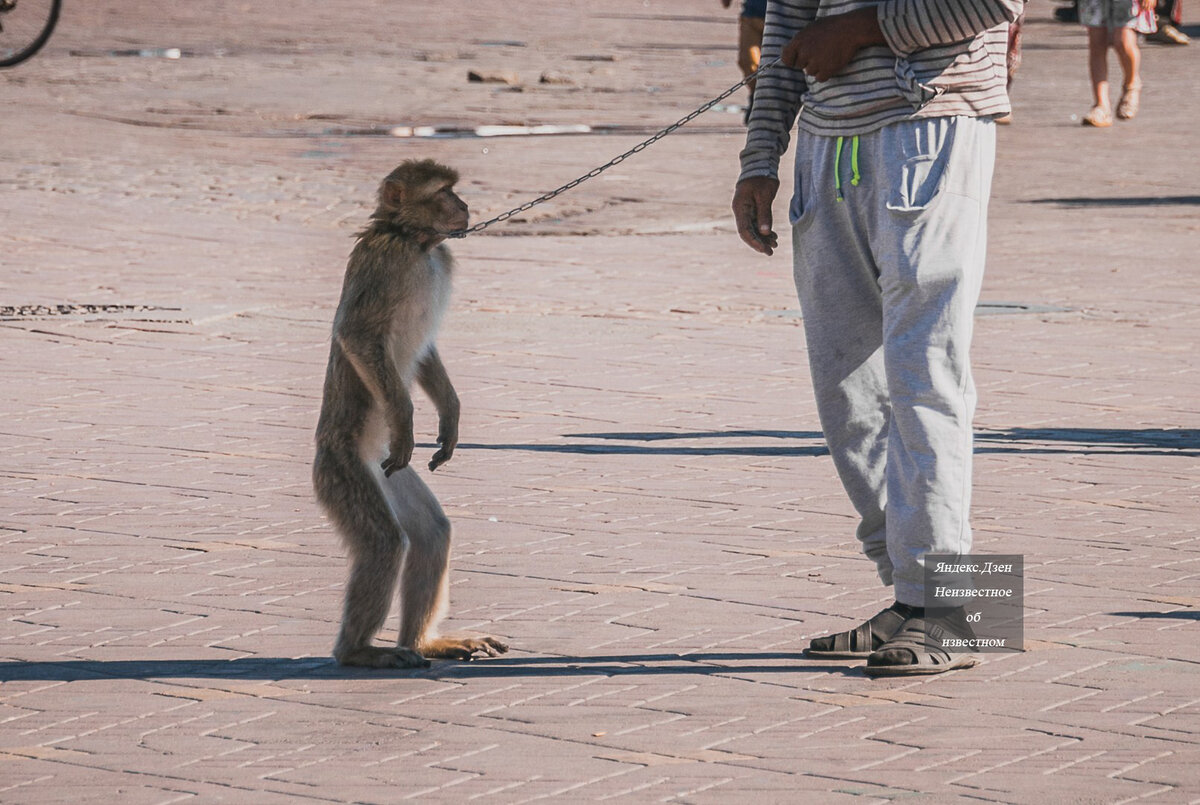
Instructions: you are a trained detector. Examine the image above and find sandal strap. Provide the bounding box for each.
[830,621,871,653]
[838,606,908,652]
[808,605,912,655]
[876,618,963,663]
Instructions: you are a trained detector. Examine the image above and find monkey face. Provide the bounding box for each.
[434,185,470,233]
[373,160,468,240]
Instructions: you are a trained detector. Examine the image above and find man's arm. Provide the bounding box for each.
[737,0,815,183]
[734,0,814,254]
[877,0,1025,56]
[779,7,884,82]
[779,0,1024,82]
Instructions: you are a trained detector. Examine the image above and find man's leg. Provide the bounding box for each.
[804,116,994,676]
[790,130,893,585]
[737,13,765,121]
[868,116,995,609]
[737,14,765,83]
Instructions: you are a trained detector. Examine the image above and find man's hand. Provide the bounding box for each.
[781,7,885,82]
[732,176,780,256]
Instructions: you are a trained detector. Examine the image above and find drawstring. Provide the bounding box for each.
[851,135,861,187]
[834,135,862,202]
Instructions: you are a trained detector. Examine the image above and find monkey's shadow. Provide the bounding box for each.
[0,652,864,682]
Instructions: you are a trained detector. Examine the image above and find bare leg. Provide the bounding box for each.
[1088,26,1111,109]
[737,15,765,117]
[1113,27,1143,118]
[1112,27,1140,87]
[1083,26,1115,126]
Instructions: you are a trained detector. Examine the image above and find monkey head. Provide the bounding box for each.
[373,159,469,244]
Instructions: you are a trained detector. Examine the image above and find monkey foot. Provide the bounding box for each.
[421,635,509,661]
[335,645,431,669]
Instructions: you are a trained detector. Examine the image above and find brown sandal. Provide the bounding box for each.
[804,604,910,659]
[1082,104,1113,128]
[1117,83,1142,120]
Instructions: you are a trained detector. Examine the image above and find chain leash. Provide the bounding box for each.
[446,57,781,238]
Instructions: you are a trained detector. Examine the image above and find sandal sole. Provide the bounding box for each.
[803,648,871,659]
[863,655,978,677]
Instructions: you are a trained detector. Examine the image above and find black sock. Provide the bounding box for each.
[890,601,923,618]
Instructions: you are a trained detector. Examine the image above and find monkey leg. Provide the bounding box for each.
[314,447,429,669]
[382,467,510,661]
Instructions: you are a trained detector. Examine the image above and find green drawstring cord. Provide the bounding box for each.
[834,135,862,202]
[851,135,861,187]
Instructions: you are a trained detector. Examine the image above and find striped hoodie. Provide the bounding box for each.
[739,0,1025,180]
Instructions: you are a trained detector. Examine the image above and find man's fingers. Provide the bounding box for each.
[735,203,765,253]
[781,31,814,73]
[754,191,773,237]
[732,179,779,256]
[750,184,776,255]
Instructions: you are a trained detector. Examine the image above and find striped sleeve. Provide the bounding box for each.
[877,0,1024,56]
[737,0,815,181]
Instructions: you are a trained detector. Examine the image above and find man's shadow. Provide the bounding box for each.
[0,652,865,682]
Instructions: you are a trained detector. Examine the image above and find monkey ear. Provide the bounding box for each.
[381,180,406,209]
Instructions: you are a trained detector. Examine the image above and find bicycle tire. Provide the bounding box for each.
[0,0,61,68]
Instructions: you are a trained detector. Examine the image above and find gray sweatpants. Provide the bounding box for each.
[789,116,995,607]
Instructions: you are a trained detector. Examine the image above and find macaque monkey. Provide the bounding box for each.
[313,159,508,668]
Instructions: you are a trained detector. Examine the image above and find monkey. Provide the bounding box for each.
[313,159,508,668]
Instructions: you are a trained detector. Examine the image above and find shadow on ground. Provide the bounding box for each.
[1028,195,1200,208]
[0,652,868,682]
[975,427,1200,456]
[458,430,827,457]
[446,427,1200,458]
[1110,610,1200,621]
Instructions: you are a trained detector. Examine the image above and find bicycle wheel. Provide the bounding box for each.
[0,0,61,68]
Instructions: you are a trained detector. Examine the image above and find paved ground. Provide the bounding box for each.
[2,1,1198,802]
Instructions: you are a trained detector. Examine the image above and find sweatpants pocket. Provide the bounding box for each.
[886,153,948,213]
[790,135,818,229]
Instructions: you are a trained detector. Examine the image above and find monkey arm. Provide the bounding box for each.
[417,347,459,471]
[336,333,416,476]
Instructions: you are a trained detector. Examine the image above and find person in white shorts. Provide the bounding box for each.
[1078,0,1157,127]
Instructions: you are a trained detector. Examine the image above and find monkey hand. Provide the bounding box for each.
[382,427,415,477]
[428,417,458,471]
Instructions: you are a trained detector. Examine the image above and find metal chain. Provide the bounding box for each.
[447,57,781,238]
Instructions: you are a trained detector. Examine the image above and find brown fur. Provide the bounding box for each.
[313,160,507,668]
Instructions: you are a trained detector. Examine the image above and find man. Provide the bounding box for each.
[732,0,1023,676]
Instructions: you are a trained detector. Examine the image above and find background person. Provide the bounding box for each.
[1148,0,1189,43]
[723,0,768,119]
[1080,0,1157,126]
